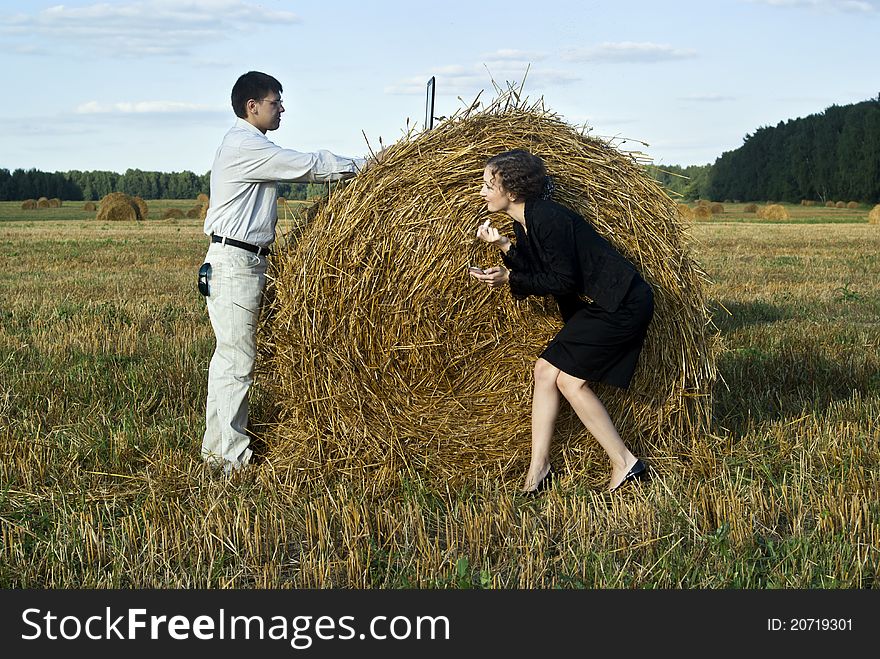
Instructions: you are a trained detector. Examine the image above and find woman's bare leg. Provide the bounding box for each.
[523,358,561,491]
[555,372,639,491]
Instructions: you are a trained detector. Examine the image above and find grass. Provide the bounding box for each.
[0,205,877,588]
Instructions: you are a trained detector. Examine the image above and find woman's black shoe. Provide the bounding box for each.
[522,467,553,497]
[610,459,647,493]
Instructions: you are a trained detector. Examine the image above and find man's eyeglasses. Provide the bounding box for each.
[257,98,284,108]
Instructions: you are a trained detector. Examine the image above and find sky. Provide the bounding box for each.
[0,0,877,174]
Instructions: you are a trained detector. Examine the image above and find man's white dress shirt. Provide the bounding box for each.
[203,118,365,247]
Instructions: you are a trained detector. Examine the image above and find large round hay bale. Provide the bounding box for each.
[161,208,185,219]
[197,193,210,204]
[757,204,789,220]
[259,94,719,488]
[83,201,96,211]
[709,202,724,215]
[21,199,36,210]
[846,201,860,209]
[186,204,203,219]
[835,201,846,208]
[743,203,758,213]
[36,197,50,209]
[868,204,880,224]
[676,203,694,221]
[96,192,143,222]
[48,198,62,208]
[825,201,836,208]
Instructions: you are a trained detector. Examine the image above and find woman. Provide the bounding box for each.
[470,149,654,494]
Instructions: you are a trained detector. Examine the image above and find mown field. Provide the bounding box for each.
[0,200,877,588]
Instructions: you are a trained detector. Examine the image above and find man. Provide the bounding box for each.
[201,70,365,474]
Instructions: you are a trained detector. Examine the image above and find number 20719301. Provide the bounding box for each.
[768,618,852,631]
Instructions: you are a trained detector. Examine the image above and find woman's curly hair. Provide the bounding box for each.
[486,149,551,201]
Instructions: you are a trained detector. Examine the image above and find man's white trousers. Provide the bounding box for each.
[201,241,267,473]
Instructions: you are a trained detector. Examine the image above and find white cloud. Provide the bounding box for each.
[75,100,222,114]
[0,0,301,58]
[0,42,46,55]
[479,48,548,62]
[744,0,877,11]
[562,42,698,63]
[386,62,579,96]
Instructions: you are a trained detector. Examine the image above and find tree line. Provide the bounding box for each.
[705,96,880,203]
[6,96,878,205]
[0,168,329,202]
[644,164,712,200]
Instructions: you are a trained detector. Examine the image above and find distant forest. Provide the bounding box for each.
[647,97,880,203]
[644,163,712,201]
[3,97,879,204]
[0,168,327,202]
[706,96,880,203]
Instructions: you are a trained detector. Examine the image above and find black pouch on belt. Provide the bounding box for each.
[198,262,211,296]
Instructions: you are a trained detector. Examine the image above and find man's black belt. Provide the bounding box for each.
[211,234,271,256]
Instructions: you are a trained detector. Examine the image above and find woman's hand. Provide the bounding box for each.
[468,265,510,288]
[476,220,510,250]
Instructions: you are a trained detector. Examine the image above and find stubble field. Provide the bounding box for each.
[0,201,877,588]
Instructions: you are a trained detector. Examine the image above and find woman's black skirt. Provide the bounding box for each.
[540,277,654,389]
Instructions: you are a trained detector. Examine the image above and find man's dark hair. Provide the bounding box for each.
[486,149,547,201]
[231,71,283,119]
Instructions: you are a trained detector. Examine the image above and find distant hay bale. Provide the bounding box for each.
[676,203,694,221]
[743,203,758,213]
[21,199,36,210]
[36,198,50,209]
[96,192,144,222]
[757,204,789,220]
[199,203,209,221]
[83,201,96,211]
[868,204,880,224]
[846,201,860,209]
[48,198,62,208]
[186,205,203,219]
[693,205,712,220]
[161,208,185,219]
[835,201,846,208]
[132,196,149,219]
[825,201,836,208]
[197,193,210,203]
[259,92,719,489]
[709,202,724,215]
[801,199,816,207]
